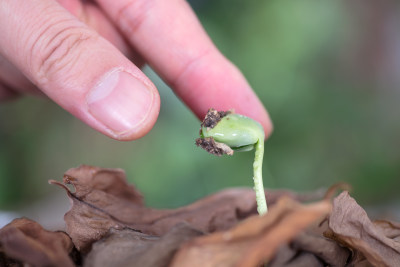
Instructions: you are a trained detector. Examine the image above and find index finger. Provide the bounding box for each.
[95,0,273,137]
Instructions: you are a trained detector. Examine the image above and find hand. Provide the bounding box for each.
[0,0,272,140]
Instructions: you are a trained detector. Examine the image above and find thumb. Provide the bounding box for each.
[0,0,160,140]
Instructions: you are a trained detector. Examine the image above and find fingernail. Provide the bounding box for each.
[87,70,153,135]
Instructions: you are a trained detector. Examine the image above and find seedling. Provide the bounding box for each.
[196,108,267,215]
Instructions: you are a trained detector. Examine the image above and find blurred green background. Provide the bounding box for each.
[1,0,399,215]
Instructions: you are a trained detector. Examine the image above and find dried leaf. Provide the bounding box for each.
[0,218,74,267]
[170,197,331,267]
[281,252,324,267]
[373,220,400,241]
[291,231,350,266]
[50,165,322,253]
[270,245,326,267]
[84,229,158,267]
[85,223,203,267]
[269,219,350,267]
[268,244,298,267]
[325,191,400,267]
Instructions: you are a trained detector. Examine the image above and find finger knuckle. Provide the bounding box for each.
[29,21,96,83]
[116,0,155,35]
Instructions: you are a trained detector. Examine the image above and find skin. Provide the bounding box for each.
[0,0,272,141]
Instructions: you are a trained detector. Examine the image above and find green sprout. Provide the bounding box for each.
[196,108,267,215]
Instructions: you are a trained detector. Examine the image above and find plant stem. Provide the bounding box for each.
[253,139,267,215]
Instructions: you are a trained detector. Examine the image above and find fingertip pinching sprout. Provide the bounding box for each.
[196,108,267,215]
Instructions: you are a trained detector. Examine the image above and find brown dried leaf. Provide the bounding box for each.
[281,252,324,267]
[0,218,74,267]
[373,220,400,241]
[50,165,323,253]
[325,191,400,267]
[269,219,350,266]
[85,223,203,267]
[170,197,331,267]
[268,244,298,267]
[270,245,326,267]
[291,231,350,266]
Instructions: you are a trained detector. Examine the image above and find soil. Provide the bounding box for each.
[195,108,234,156]
[200,108,232,130]
[195,137,234,156]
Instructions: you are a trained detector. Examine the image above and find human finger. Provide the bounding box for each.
[94,0,273,137]
[56,0,145,65]
[0,0,160,140]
